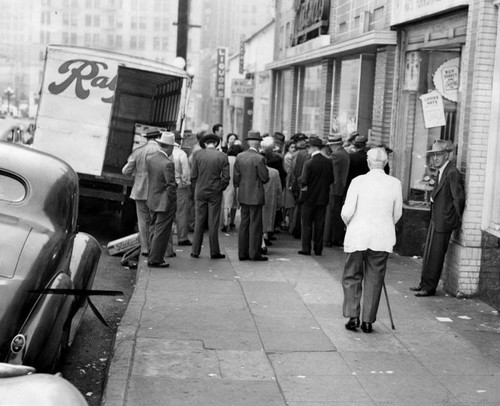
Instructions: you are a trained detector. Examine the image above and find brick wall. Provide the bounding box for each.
[443,0,498,295]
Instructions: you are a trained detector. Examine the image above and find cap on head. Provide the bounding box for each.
[157,132,175,146]
[199,133,221,148]
[246,130,262,141]
[367,147,388,163]
[426,139,454,155]
[308,137,324,148]
[144,128,161,138]
[327,134,343,145]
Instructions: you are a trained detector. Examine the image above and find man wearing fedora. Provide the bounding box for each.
[146,132,177,268]
[233,130,270,261]
[324,134,350,248]
[297,137,334,256]
[346,133,369,190]
[122,127,161,257]
[190,132,230,259]
[411,139,465,297]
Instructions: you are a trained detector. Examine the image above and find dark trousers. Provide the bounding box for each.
[149,206,176,264]
[301,204,327,254]
[238,203,263,259]
[192,193,223,256]
[289,202,303,238]
[324,194,345,245]
[342,250,389,323]
[420,222,452,293]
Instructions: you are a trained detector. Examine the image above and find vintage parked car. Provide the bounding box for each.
[0,142,101,372]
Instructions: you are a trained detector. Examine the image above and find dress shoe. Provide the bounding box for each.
[239,256,250,261]
[190,253,199,258]
[345,317,360,331]
[165,252,176,258]
[141,252,149,257]
[314,251,322,256]
[260,247,268,255]
[229,223,236,230]
[178,240,192,246]
[264,238,273,246]
[211,253,226,259]
[147,262,169,268]
[409,285,422,292]
[415,290,435,297]
[250,256,268,261]
[221,225,228,232]
[298,250,310,256]
[361,322,372,333]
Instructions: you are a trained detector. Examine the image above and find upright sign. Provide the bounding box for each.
[239,36,245,74]
[391,0,468,26]
[215,47,227,99]
[293,0,330,46]
[420,90,446,129]
[231,79,253,98]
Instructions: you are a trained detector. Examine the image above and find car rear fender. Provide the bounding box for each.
[7,272,73,372]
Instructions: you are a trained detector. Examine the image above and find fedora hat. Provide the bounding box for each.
[246,130,262,141]
[199,133,220,148]
[327,134,343,145]
[426,139,454,155]
[291,133,308,143]
[308,137,324,148]
[353,135,367,147]
[143,127,161,138]
[157,132,175,146]
[273,132,285,144]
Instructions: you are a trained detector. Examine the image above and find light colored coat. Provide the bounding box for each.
[342,169,402,253]
[122,140,160,200]
[262,166,282,233]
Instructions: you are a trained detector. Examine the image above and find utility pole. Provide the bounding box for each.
[176,0,190,63]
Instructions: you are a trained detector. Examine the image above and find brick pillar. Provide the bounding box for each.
[319,59,334,138]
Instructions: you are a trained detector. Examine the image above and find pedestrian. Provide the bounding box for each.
[341,147,403,333]
[212,123,224,149]
[324,134,350,247]
[288,133,310,238]
[221,141,243,231]
[222,132,238,153]
[233,130,270,261]
[190,132,230,259]
[121,127,161,257]
[410,139,465,297]
[172,130,192,246]
[146,132,177,268]
[346,133,369,190]
[297,137,334,256]
[260,137,282,249]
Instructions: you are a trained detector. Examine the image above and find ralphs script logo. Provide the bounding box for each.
[48,59,117,103]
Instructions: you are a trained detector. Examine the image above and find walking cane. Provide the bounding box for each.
[382,281,395,330]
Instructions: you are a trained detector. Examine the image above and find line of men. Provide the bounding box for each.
[123,127,465,335]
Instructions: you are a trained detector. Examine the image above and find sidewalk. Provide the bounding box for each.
[103,229,500,406]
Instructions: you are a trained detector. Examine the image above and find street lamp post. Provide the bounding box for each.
[4,87,14,116]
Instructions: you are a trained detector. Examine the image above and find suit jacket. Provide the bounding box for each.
[346,148,369,189]
[233,148,269,205]
[330,146,350,196]
[122,140,160,200]
[430,162,465,233]
[146,151,177,212]
[342,169,403,253]
[298,153,334,206]
[190,147,230,199]
[289,148,310,198]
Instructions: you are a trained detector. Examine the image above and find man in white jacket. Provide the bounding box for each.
[341,147,403,333]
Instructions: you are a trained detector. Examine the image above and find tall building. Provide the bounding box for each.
[0,0,202,119]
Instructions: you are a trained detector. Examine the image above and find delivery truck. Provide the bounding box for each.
[33,45,192,231]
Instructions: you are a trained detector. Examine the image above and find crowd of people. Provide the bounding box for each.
[122,125,464,334]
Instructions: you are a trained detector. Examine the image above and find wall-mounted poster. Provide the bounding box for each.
[433,58,460,102]
[419,90,446,128]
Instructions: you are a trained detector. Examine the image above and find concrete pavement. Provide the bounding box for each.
[103,229,500,406]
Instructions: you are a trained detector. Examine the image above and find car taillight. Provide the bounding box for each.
[10,334,26,354]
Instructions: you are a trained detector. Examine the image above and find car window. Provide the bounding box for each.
[0,172,26,202]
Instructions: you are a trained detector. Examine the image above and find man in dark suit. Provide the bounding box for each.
[233,130,270,261]
[324,134,350,247]
[190,133,230,259]
[297,137,334,256]
[411,140,465,297]
[146,132,177,268]
[346,134,369,190]
[288,133,310,238]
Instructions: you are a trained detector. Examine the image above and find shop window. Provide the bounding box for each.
[274,70,292,134]
[299,64,322,136]
[404,50,461,204]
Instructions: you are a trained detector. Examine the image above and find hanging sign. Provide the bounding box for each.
[215,47,227,99]
[420,90,446,128]
[433,57,460,102]
[404,51,420,91]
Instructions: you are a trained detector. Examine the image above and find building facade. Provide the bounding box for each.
[267,0,500,308]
